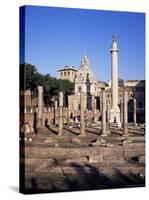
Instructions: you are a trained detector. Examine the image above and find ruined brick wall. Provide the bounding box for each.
[42,111,54,127]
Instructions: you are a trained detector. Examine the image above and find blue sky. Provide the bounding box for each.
[21,5,145,81]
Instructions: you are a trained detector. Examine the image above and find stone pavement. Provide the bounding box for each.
[20,124,145,194]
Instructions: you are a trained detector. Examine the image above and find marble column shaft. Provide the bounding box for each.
[54,100,58,125]
[107,103,110,125]
[109,35,120,123]
[101,91,107,136]
[133,98,137,125]
[59,92,63,135]
[94,98,97,122]
[111,50,118,109]
[80,91,85,136]
[100,92,102,113]
[120,99,123,124]
[123,90,128,135]
[37,86,43,128]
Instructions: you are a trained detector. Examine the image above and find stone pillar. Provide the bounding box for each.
[37,86,43,128]
[92,96,95,121]
[80,91,85,136]
[54,100,58,125]
[133,98,137,126]
[94,98,97,122]
[99,92,102,113]
[110,34,120,123]
[67,108,70,125]
[34,106,38,133]
[58,92,63,136]
[101,91,107,136]
[123,90,128,136]
[107,103,110,125]
[120,99,123,124]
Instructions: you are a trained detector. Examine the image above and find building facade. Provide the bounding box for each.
[57,65,77,82]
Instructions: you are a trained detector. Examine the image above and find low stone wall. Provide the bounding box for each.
[20,109,101,132]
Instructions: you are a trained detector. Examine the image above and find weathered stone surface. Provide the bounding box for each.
[80,91,85,136]
[20,123,32,134]
[24,146,124,159]
[106,143,114,147]
[123,143,145,158]
[70,137,81,145]
[35,159,54,172]
[22,120,145,193]
[91,137,106,146]
[63,157,88,164]
[88,155,103,163]
[101,91,107,136]
[58,92,63,135]
[109,35,120,123]
[123,90,128,136]
[43,138,57,143]
[139,156,145,164]
[37,86,43,128]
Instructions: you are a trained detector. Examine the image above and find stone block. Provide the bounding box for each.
[71,137,81,144]
[88,155,103,163]
[44,138,57,143]
[64,157,88,164]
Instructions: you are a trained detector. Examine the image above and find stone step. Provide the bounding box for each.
[24,146,124,159]
[23,143,145,160]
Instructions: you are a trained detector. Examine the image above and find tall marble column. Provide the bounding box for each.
[110,34,120,123]
[101,91,107,136]
[80,91,85,136]
[58,92,63,136]
[133,98,137,126]
[37,86,43,128]
[123,90,128,136]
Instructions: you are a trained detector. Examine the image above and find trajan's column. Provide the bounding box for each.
[110,34,120,124]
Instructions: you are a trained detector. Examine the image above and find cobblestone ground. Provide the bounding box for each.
[20,124,145,194]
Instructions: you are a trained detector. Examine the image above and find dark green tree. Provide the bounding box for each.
[20,63,75,106]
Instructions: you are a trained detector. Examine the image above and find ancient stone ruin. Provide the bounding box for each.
[20,35,145,194]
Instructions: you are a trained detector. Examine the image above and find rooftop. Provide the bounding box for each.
[57,65,78,72]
